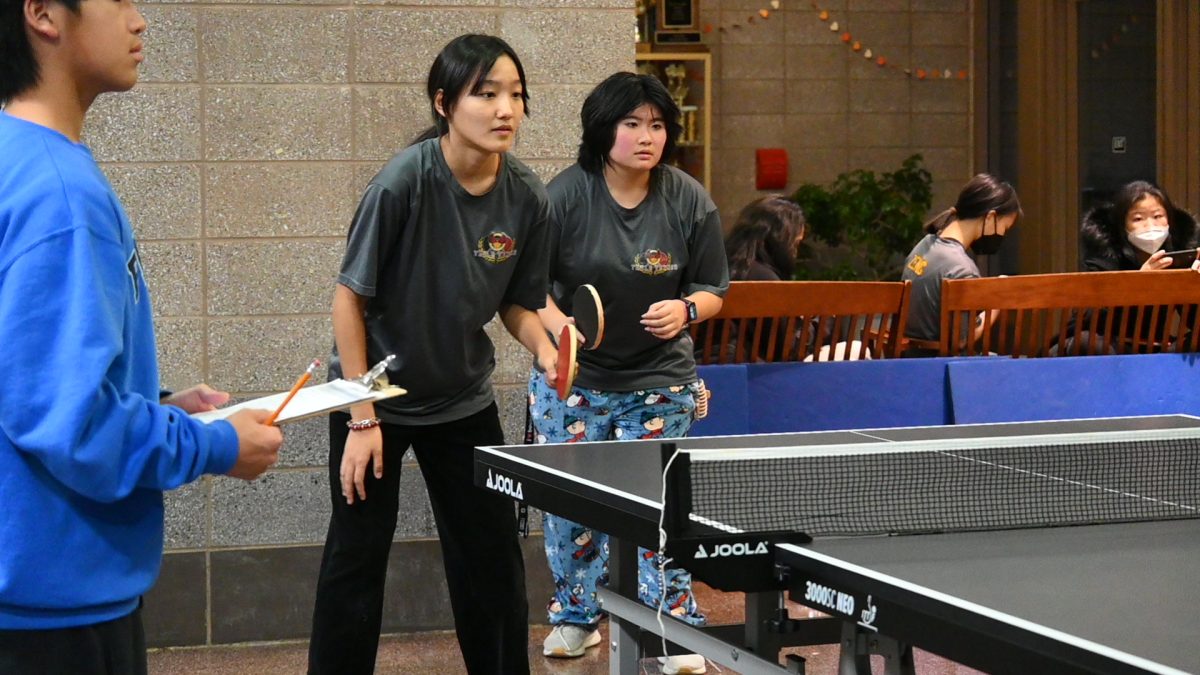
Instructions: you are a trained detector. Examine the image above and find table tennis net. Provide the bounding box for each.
[681,432,1200,538]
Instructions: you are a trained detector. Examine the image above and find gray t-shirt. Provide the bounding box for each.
[547,164,728,391]
[901,233,979,342]
[332,138,550,424]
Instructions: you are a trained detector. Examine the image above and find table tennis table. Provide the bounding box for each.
[474,414,1200,675]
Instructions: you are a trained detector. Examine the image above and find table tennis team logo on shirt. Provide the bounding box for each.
[474,231,518,264]
[631,249,679,276]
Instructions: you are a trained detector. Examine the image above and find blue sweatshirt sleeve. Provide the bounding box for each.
[0,225,239,503]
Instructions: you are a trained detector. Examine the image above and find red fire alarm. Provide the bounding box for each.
[755,148,788,190]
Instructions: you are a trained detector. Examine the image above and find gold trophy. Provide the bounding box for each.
[664,63,689,107]
[664,63,697,145]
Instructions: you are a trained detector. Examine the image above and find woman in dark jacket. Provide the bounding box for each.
[1079,180,1199,272]
[1063,181,1200,354]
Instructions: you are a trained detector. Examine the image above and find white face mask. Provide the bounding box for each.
[1128,228,1168,254]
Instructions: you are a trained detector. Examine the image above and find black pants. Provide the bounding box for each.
[308,403,529,675]
[0,605,146,675]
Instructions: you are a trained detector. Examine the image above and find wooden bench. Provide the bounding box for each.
[938,269,1200,357]
[692,280,912,363]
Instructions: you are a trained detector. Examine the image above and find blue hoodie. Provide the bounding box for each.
[0,112,239,629]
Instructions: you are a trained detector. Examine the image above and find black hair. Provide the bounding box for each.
[1,0,83,105]
[415,33,529,142]
[1080,180,1200,267]
[725,195,806,280]
[577,72,682,175]
[924,173,1023,235]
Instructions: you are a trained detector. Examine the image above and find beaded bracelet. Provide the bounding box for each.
[346,417,381,431]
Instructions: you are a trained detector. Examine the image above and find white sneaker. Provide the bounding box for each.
[659,653,707,674]
[542,624,601,658]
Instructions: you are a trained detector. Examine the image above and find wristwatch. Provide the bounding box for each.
[681,298,699,323]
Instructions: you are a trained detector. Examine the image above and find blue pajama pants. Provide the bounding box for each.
[528,371,706,628]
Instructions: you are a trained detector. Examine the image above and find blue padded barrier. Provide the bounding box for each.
[742,359,953,433]
[744,357,950,429]
[947,352,1200,424]
[694,353,1199,436]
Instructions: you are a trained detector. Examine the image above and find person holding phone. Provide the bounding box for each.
[1080,180,1200,273]
[1061,180,1200,354]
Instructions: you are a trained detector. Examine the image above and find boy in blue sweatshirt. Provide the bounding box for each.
[0,1,284,672]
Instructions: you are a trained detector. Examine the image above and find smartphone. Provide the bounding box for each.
[1162,248,1200,268]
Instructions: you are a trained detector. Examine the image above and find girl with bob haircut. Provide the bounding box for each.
[528,71,728,675]
[308,34,556,675]
[901,173,1022,355]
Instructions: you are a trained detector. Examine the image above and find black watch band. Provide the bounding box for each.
[682,298,699,323]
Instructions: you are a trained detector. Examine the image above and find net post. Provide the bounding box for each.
[660,442,692,539]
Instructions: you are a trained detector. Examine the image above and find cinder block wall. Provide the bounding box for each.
[89,1,633,647]
[91,0,978,649]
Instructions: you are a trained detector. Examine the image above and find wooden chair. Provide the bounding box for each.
[939,269,1200,357]
[692,280,912,363]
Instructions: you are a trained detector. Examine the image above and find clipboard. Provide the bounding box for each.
[191,358,405,425]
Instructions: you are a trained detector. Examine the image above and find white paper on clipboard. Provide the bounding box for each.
[191,379,406,425]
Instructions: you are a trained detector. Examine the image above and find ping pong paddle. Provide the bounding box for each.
[555,323,579,400]
[572,284,605,350]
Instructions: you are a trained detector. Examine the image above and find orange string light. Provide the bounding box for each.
[705,0,970,82]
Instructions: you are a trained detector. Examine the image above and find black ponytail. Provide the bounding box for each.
[924,173,1022,235]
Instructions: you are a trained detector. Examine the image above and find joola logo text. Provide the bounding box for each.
[693,541,769,559]
[485,469,524,500]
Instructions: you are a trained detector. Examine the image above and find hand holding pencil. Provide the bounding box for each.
[225,409,283,480]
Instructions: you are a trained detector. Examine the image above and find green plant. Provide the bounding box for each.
[789,154,933,281]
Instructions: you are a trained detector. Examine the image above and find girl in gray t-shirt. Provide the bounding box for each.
[901,173,1021,355]
[309,35,557,675]
[529,72,729,671]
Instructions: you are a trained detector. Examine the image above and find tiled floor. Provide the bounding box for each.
[148,583,983,674]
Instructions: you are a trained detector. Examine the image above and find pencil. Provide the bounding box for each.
[266,358,322,426]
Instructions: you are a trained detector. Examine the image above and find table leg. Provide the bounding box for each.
[607,536,640,675]
[745,590,784,657]
[837,622,914,675]
[877,634,915,675]
[838,622,873,675]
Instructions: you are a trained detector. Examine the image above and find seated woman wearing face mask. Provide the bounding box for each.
[1080,180,1199,273]
[900,173,1022,356]
[1062,180,1200,354]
